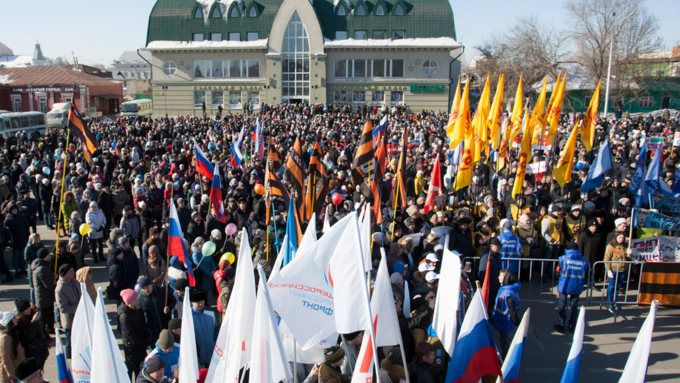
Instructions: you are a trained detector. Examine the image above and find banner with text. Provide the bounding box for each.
[634,208,680,231]
[630,236,680,263]
[653,193,680,213]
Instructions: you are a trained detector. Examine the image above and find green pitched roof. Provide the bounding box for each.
[146,0,456,45]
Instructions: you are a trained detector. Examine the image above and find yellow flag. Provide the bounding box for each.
[543,73,561,127]
[455,130,476,191]
[446,77,461,137]
[581,80,601,152]
[546,73,566,145]
[488,75,504,150]
[529,77,548,145]
[497,117,509,172]
[449,81,470,149]
[553,118,580,186]
[512,108,533,199]
[507,76,524,145]
[473,74,491,162]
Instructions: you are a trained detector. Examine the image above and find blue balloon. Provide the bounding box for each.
[575,162,584,170]
[43,166,51,175]
[112,142,117,149]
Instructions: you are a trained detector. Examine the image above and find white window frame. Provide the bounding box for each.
[38,95,47,113]
[11,95,21,112]
[229,91,242,108]
[162,61,178,76]
[211,91,224,109]
[194,91,206,109]
[422,60,438,76]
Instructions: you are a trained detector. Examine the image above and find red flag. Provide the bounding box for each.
[481,255,491,307]
[423,154,442,214]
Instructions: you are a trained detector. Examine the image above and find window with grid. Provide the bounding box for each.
[639,96,654,108]
[281,12,310,99]
[211,91,223,109]
[12,97,20,112]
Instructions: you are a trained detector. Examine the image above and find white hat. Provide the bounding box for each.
[615,218,628,227]
[418,263,435,272]
[211,229,221,238]
[425,271,440,283]
[425,253,439,263]
[201,194,209,201]
[0,312,14,327]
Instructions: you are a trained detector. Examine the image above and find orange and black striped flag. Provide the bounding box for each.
[394,126,409,208]
[68,101,100,164]
[351,121,375,186]
[371,130,387,224]
[268,136,283,171]
[284,137,306,212]
[303,141,328,222]
[264,149,290,224]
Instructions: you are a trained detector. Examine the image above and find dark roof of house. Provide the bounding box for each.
[0,66,117,86]
[146,0,456,44]
[64,64,113,79]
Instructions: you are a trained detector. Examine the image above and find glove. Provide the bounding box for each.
[626,248,633,255]
[607,271,614,279]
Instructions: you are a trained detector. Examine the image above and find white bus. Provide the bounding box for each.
[0,112,47,138]
[46,102,71,128]
[121,99,153,117]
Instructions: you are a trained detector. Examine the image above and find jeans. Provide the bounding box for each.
[54,305,61,328]
[89,237,104,260]
[498,329,514,360]
[558,293,580,328]
[10,248,26,274]
[30,288,35,305]
[126,362,141,381]
[543,244,562,279]
[64,327,72,359]
[607,270,628,303]
[42,204,53,226]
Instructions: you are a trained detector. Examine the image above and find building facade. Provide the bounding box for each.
[111,51,153,100]
[144,0,461,116]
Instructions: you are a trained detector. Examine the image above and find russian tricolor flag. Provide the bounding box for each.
[168,199,195,286]
[560,306,586,383]
[210,163,226,223]
[56,328,74,383]
[445,290,501,383]
[373,115,387,144]
[231,126,245,167]
[501,308,531,383]
[255,118,264,160]
[195,141,215,181]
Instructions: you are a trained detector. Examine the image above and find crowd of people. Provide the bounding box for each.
[0,101,677,383]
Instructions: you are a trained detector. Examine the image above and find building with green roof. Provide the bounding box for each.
[144,0,461,115]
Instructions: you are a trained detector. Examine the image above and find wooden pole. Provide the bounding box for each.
[54,128,72,275]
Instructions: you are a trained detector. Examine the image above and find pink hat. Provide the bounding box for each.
[120,289,138,305]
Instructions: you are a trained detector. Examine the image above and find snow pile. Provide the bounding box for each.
[146,39,268,50]
[0,74,13,85]
[324,37,461,49]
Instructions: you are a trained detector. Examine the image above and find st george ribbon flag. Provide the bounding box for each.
[619,301,659,383]
[581,137,612,193]
[178,286,200,383]
[71,282,95,382]
[560,306,586,383]
[90,288,131,383]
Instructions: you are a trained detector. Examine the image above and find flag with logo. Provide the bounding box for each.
[488,74,504,150]
[68,101,100,164]
[546,73,565,145]
[71,282,95,382]
[446,77,461,139]
[530,77,548,145]
[449,81,470,149]
[553,119,579,186]
[507,75,524,145]
[581,80,601,152]
[512,109,532,199]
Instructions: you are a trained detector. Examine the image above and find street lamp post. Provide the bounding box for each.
[603,11,636,120]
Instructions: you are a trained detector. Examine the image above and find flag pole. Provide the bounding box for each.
[54,114,73,275]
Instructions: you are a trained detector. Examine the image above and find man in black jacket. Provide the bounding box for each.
[447,216,473,259]
[119,289,149,381]
[5,203,29,278]
[410,342,444,383]
[138,276,176,345]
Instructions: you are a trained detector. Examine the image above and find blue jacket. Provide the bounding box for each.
[192,251,216,293]
[493,281,521,333]
[558,249,589,295]
[146,342,180,382]
[499,230,522,273]
[192,306,218,365]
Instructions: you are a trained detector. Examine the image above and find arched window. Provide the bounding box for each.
[375,4,385,15]
[356,4,366,15]
[337,4,346,16]
[249,6,257,17]
[193,7,203,18]
[394,4,404,15]
[212,6,222,18]
[281,13,310,100]
[230,5,240,17]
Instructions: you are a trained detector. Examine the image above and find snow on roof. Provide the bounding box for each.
[0,55,54,68]
[0,74,13,85]
[145,39,268,50]
[324,37,461,49]
[0,42,14,57]
[195,0,243,24]
[333,0,353,11]
[530,62,599,93]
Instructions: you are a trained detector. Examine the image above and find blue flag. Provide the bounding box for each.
[674,167,680,195]
[644,143,663,198]
[628,138,647,195]
[283,196,298,267]
[581,137,612,193]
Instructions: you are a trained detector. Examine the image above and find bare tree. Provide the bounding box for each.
[565,0,664,110]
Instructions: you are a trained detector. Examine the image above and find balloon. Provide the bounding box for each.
[332,193,343,206]
[79,223,90,236]
[254,183,265,195]
[220,252,236,265]
[134,284,141,294]
[43,166,50,175]
[575,162,584,170]
[225,223,237,236]
[202,241,216,257]
[112,142,117,149]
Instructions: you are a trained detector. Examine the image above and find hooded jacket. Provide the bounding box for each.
[118,303,149,364]
[31,258,55,309]
[492,270,521,333]
[85,207,106,239]
[558,249,589,295]
[76,266,97,304]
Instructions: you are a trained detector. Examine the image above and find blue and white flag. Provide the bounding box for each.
[373,115,388,143]
[628,138,647,195]
[581,137,612,193]
[619,301,658,383]
[71,282,95,382]
[56,328,75,383]
[255,118,265,160]
[560,306,586,383]
[231,126,245,166]
[644,143,663,198]
[282,197,299,267]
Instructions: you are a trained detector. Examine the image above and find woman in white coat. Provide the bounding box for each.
[85,201,106,262]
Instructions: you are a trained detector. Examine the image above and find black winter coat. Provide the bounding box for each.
[578,228,606,264]
[448,224,473,259]
[186,220,205,244]
[17,314,50,366]
[4,205,29,249]
[137,285,176,344]
[98,190,114,216]
[107,254,129,301]
[118,303,149,364]
[31,258,55,308]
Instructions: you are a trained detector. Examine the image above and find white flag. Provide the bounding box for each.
[360,203,372,272]
[267,214,354,349]
[71,282,95,382]
[619,301,659,383]
[299,214,317,251]
[90,288,130,383]
[352,251,403,383]
[323,208,331,233]
[403,282,411,319]
[179,287,199,383]
[432,241,461,356]
[326,212,372,333]
[250,266,294,383]
[207,229,257,383]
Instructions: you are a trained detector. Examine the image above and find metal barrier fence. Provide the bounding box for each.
[459,257,645,306]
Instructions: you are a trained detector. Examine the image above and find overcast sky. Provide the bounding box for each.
[1,0,678,67]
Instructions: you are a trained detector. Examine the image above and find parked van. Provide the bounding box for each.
[46,103,71,128]
[121,99,152,117]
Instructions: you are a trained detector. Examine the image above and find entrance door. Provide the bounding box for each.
[662,96,671,109]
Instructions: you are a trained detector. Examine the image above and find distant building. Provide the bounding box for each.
[0,41,54,68]
[111,51,152,100]
[143,0,462,116]
[0,66,123,115]
[65,64,113,80]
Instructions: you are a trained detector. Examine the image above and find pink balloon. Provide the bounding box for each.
[225,223,238,236]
